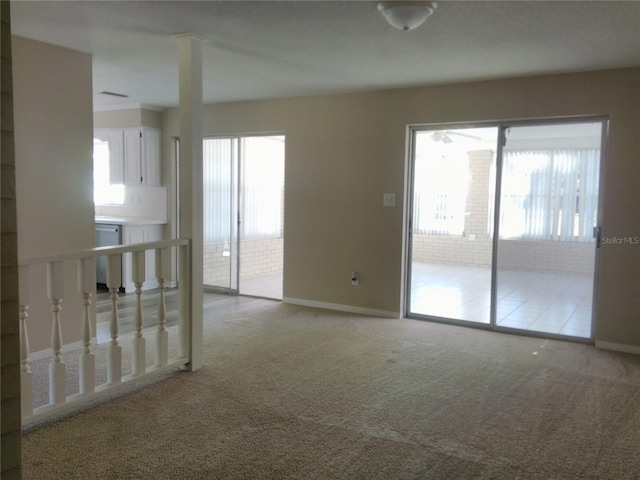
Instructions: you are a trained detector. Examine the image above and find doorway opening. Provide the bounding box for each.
[202,134,285,300]
[406,120,605,339]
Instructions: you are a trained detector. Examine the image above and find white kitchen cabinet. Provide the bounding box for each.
[143,128,161,186]
[95,127,161,187]
[121,224,163,293]
[123,127,161,186]
[94,129,125,184]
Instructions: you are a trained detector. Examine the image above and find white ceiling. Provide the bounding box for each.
[10,1,640,111]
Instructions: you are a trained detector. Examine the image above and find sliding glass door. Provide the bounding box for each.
[494,123,602,337]
[203,138,239,292]
[408,127,498,324]
[202,135,285,299]
[407,120,604,339]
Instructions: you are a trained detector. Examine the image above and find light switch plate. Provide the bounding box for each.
[383,193,396,207]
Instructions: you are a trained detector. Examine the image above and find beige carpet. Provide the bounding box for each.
[22,303,640,479]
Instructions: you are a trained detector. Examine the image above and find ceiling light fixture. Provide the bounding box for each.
[377,1,438,32]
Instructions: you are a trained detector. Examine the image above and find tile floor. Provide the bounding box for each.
[240,272,283,300]
[410,263,593,338]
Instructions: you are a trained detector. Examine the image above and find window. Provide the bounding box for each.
[93,138,124,205]
[412,149,469,235]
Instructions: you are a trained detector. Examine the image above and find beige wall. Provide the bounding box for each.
[13,36,95,353]
[94,107,163,130]
[163,67,640,347]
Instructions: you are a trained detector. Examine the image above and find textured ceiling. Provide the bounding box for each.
[10,1,640,110]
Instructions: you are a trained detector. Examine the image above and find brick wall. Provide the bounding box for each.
[240,237,283,279]
[203,236,283,287]
[203,243,232,287]
[1,1,23,476]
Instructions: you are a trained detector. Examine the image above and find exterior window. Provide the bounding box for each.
[413,150,468,235]
[93,138,124,205]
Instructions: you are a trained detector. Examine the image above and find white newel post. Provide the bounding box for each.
[107,254,122,384]
[19,265,33,417]
[176,32,204,371]
[47,261,66,405]
[77,258,95,394]
[132,250,146,376]
[178,244,190,359]
[155,247,170,366]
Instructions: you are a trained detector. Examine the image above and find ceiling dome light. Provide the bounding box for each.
[377,1,438,31]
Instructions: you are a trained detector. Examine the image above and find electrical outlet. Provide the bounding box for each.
[383,193,396,207]
[351,271,359,286]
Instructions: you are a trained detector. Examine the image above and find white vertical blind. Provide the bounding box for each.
[203,138,236,245]
[500,149,599,241]
[241,136,285,240]
[202,135,285,245]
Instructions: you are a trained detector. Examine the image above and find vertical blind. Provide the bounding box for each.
[241,137,285,240]
[203,136,285,245]
[203,138,237,245]
[500,149,599,241]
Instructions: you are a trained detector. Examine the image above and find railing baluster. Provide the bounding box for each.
[107,254,122,385]
[155,247,170,366]
[47,261,66,405]
[77,258,95,394]
[132,251,146,376]
[19,265,33,418]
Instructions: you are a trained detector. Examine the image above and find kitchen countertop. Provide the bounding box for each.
[95,216,167,225]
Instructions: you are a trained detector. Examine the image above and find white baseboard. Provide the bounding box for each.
[595,341,640,355]
[282,297,400,319]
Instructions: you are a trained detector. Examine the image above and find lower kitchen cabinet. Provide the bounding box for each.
[121,224,163,293]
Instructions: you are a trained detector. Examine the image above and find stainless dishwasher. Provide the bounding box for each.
[95,224,122,285]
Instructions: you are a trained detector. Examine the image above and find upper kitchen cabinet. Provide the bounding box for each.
[124,127,162,186]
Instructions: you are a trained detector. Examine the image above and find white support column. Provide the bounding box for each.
[19,265,33,417]
[77,258,95,394]
[132,250,146,376]
[47,261,66,406]
[155,247,170,366]
[178,244,190,359]
[175,32,205,371]
[107,254,122,385]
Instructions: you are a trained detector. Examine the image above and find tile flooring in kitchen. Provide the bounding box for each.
[409,263,593,338]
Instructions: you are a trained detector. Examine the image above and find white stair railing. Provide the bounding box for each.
[77,258,95,395]
[107,253,122,385]
[47,261,66,406]
[131,250,146,376]
[155,248,170,367]
[18,239,191,426]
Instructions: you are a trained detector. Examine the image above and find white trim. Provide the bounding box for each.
[283,297,400,319]
[595,341,640,355]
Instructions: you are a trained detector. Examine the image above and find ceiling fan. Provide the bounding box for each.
[430,130,481,144]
